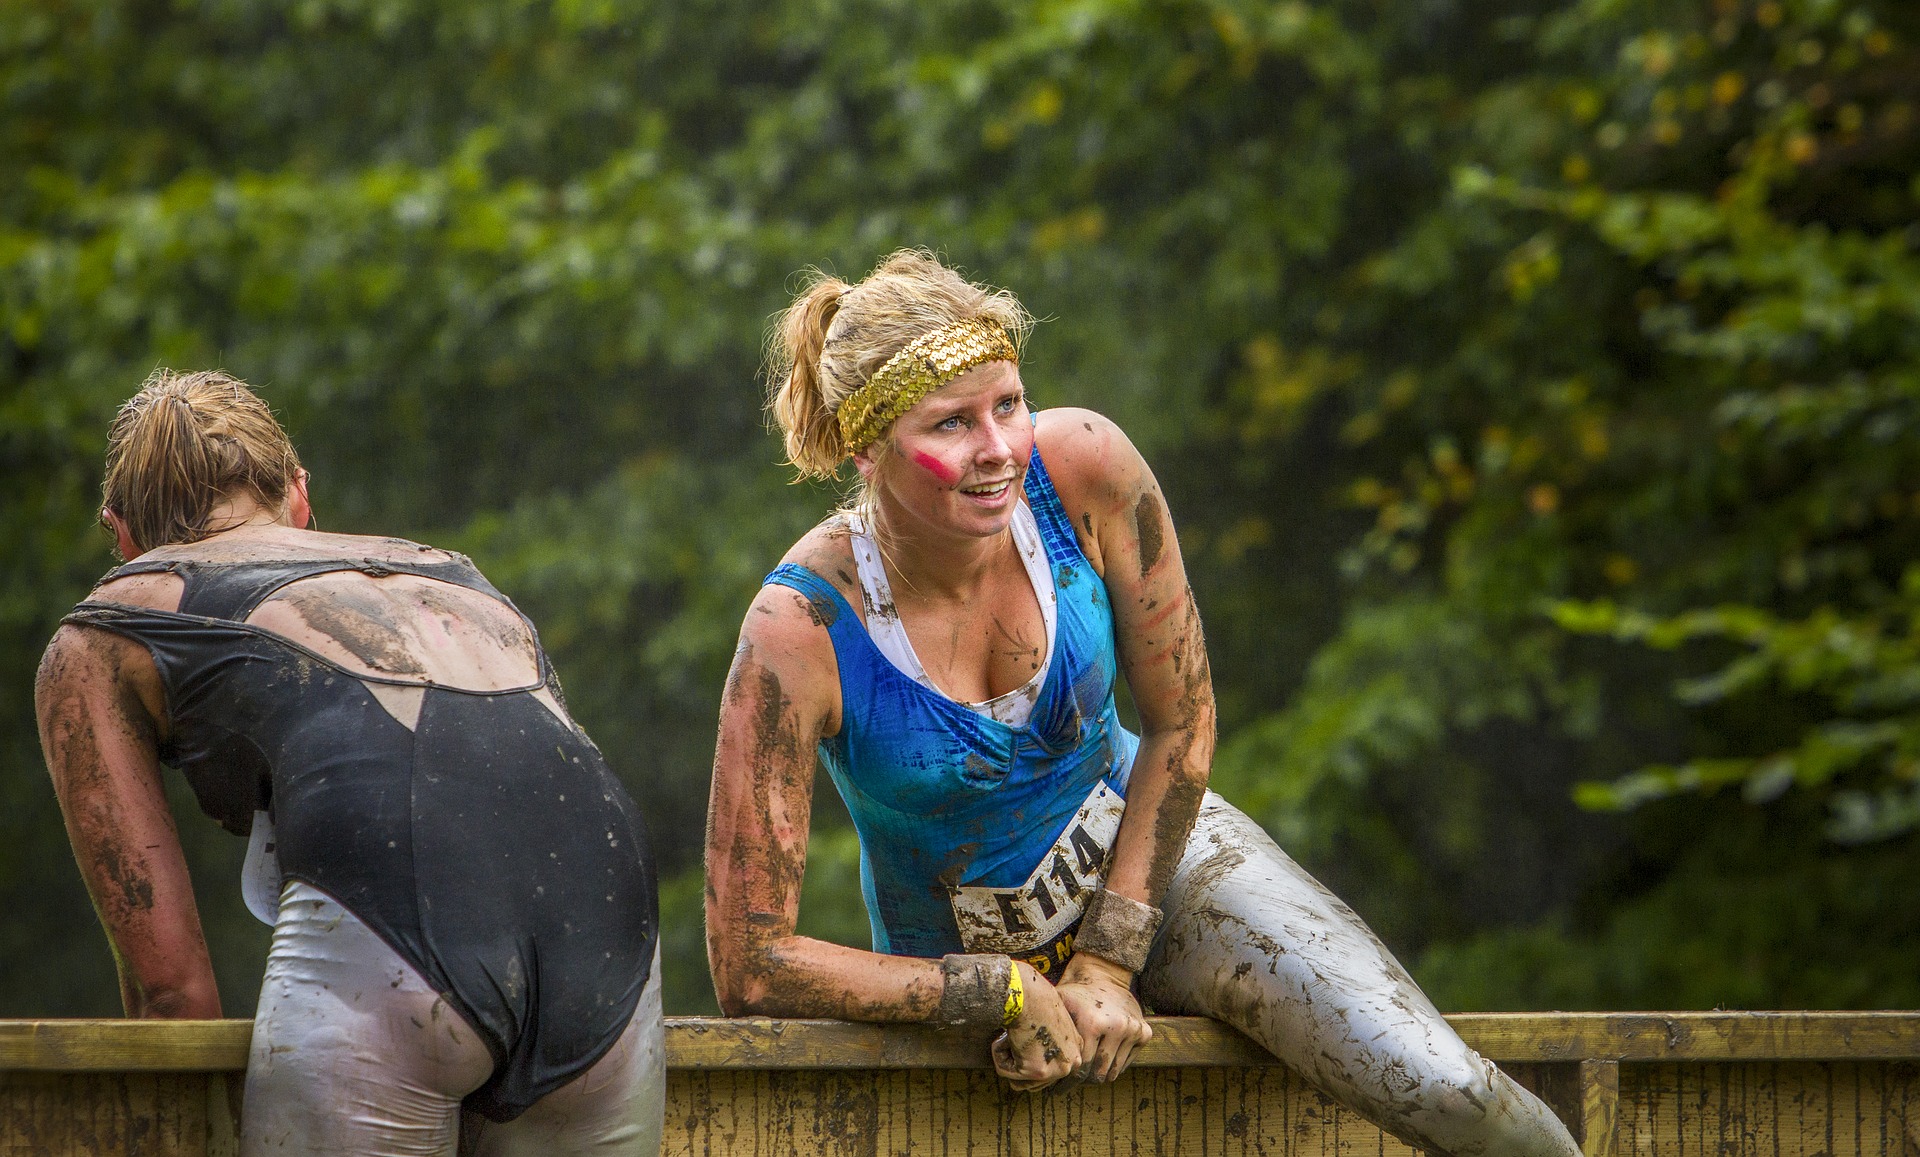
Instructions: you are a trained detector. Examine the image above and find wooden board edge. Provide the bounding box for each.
[5,1012,1920,1072]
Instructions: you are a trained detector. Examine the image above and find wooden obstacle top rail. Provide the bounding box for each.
[5,1011,1919,1073]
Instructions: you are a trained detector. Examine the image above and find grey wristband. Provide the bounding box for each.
[1072,888,1163,974]
[937,953,1011,1030]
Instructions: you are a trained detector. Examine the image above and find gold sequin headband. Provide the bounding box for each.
[836,318,1020,455]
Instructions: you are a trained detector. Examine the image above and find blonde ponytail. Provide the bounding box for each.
[767,272,852,479]
[101,369,302,555]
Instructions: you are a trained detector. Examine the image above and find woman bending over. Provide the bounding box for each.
[705,251,1579,1156]
[36,370,663,1157]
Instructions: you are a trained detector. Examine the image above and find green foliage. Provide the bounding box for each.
[3,0,1916,1018]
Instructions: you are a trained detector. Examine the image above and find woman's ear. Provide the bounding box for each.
[852,446,878,483]
[288,469,313,530]
[102,509,140,562]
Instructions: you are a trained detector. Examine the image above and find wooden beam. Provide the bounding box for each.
[1449,1011,1920,1062]
[5,1012,1920,1074]
[663,1012,1920,1069]
[0,1021,250,1072]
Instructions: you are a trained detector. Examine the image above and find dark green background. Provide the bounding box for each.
[4,0,1917,1018]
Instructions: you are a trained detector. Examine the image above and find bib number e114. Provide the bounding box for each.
[948,781,1124,975]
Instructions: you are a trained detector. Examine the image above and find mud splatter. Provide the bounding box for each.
[1032,1024,1064,1064]
[1146,772,1208,902]
[1134,492,1165,574]
[96,832,157,913]
[961,753,1006,785]
[802,590,839,627]
[990,615,1042,672]
[270,585,426,675]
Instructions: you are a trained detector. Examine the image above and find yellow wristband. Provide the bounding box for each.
[1002,961,1025,1027]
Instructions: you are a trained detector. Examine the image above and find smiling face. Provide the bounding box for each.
[855,360,1033,542]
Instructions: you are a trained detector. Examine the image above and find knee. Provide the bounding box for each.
[1397,1051,1578,1157]
[1412,1050,1503,1120]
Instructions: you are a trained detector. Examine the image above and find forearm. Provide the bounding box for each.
[63,794,220,1019]
[712,932,944,1022]
[82,856,221,1019]
[1105,718,1214,909]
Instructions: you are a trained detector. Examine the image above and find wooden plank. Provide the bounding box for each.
[4,1056,1919,1154]
[663,1063,1431,1156]
[6,1013,1920,1075]
[1614,1060,1920,1157]
[0,1071,218,1157]
[0,1022,251,1073]
[1577,1059,1619,1157]
[1450,1012,1920,1063]
[663,1014,1920,1070]
[662,1016,1278,1070]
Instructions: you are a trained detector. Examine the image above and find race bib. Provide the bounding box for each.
[947,781,1124,976]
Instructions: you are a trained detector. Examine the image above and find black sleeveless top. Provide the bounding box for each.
[66,547,658,1122]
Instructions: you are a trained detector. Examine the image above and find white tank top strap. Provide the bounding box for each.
[846,504,1057,727]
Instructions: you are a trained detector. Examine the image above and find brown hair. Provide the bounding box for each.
[100,369,303,555]
[766,249,1035,481]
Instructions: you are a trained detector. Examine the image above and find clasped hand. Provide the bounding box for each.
[990,954,1152,1092]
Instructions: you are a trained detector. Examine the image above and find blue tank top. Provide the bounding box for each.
[764,444,1139,975]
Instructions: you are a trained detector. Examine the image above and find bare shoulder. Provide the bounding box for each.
[1032,409,1155,572]
[35,622,161,730]
[775,514,863,612]
[727,587,845,743]
[1034,408,1148,503]
[736,516,855,697]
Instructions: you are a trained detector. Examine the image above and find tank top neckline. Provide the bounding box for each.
[767,443,1093,742]
[845,501,1058,726]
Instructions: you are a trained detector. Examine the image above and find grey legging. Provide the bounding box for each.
[1138,793,1579,1157]
[242,882,664,1157]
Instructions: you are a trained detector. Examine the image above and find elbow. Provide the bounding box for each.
[712,957,778,1018]
[708,929,772,1018]
[711,956,752,1016]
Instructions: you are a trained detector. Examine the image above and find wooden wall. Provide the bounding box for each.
[4,1013,1917,1156]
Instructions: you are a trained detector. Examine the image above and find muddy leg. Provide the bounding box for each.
[1138,794,1579,1157]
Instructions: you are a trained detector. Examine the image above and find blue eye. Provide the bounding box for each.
[940,415,964,430]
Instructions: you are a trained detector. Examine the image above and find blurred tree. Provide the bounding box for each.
[2,0,1914,1017]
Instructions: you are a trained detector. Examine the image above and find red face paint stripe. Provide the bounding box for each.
[912,452,961,486]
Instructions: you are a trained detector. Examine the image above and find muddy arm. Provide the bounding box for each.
[704,585,946,1021]
[35,627,220,1019]
[1036,410,1216,916]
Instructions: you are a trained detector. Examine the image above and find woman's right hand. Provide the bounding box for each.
[990,962,1083,1092]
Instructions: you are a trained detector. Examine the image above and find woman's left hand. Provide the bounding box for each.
[1053,951,1152,1083]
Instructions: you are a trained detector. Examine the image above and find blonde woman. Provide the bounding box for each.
[36,371,663,1156]
[705,251,1579,1155]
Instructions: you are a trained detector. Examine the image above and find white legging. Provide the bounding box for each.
[241,882,664,1157]
[1139,793,1580,1157]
